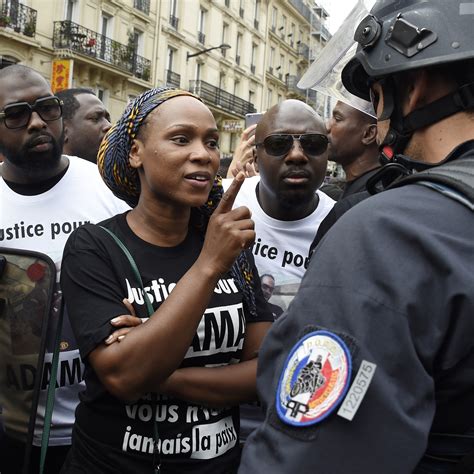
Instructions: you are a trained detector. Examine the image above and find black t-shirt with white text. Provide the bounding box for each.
[61,212,272,473]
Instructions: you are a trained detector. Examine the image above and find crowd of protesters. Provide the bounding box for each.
[1,1,474,473]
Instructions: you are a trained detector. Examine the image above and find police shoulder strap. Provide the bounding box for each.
[389,156,474,211]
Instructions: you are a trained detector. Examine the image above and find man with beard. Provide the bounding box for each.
[56,88,111,164]
[224,99,334,442]
[0,65,128,473]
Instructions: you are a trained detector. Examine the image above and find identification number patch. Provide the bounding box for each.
[337,360,376,421]
[276,330,352,426]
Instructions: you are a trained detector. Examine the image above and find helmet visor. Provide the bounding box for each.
[298,0,377,117]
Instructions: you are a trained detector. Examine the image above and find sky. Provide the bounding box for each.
[319,0,359,34]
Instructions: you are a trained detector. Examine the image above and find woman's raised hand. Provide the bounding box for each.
[200,172,255,276]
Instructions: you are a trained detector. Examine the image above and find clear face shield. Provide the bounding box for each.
[298,0,377,118]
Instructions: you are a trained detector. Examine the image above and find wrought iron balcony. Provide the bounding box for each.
[169,14,179,30]
[288,0,311,23]
[312,23,331,42]
[198,31,205,45]
[53,21,151,81]
[285,75,303,95]
[0,1,37,38]
[134,0,150,15]
[166,69,181,88]
[189,80,256,118]
[297,42,310,60]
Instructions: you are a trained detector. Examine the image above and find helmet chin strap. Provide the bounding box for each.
[367,80,474,193]
[383,80,474,168]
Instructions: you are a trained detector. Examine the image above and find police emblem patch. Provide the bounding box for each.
[276,330,352,426]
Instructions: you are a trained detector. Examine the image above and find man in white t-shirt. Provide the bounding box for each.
[225,100,334,315]
[0,65,128,473]
[224,100,334,441]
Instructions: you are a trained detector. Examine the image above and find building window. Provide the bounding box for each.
[65,0,76,21]
[289,23,295,46]
[198,9,206,44]
[97,88,109,105]
[195,62,202,81]
[222,23,228,56]
[133,28,144,56]
[219,73,226,90]
[236,33,242,65]
[167,47,175,71]
[239,0,244,18]
[134,0,150,15]
[169,0,179,29]
[251,43,257,74]
[280,15,286,38]
[253,0,260,30]
[271,6,277,31]
[234,80,240,96]
[267,89,272,108]
[249,90,255,106]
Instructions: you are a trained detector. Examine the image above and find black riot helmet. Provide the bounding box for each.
[341,0,474,174]
[342,0,474,101]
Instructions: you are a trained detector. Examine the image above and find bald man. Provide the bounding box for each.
[224,99,335,440]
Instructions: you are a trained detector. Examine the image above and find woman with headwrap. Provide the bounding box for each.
[60,88,273,473]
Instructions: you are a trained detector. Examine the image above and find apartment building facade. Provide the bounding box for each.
[0,0,330,157]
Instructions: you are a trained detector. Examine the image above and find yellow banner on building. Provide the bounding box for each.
[51,59,73,93]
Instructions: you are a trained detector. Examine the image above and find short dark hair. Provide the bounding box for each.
[56,88,96,120]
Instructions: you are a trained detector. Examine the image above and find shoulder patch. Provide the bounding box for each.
[276,330,352,426]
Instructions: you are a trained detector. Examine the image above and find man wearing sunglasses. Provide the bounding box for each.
[239,1,474,473]
[0,65,128,473]
[228,99,334,312]
[224,100,334,443]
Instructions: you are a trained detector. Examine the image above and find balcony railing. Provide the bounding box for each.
[288,0,311,22]
[189,80,256,117]
[134,0,150,15]
[312,24,331,42]
[285,74,302,94]
[297,42,310,60]
[198,31,205,45]
[169,14,179,29]
[53,21,151,81]
[166,69,181,88]
[0,1,37,38]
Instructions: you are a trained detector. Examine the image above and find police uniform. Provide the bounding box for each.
[238,143,474,473]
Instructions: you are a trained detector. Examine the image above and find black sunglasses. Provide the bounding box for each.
[255,133,329,157]
[0,96,63,130]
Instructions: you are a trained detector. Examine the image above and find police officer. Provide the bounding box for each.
[238,1,474,472]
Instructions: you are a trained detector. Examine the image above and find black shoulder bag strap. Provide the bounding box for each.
[99,226,161,474]
[389,157,474,211]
